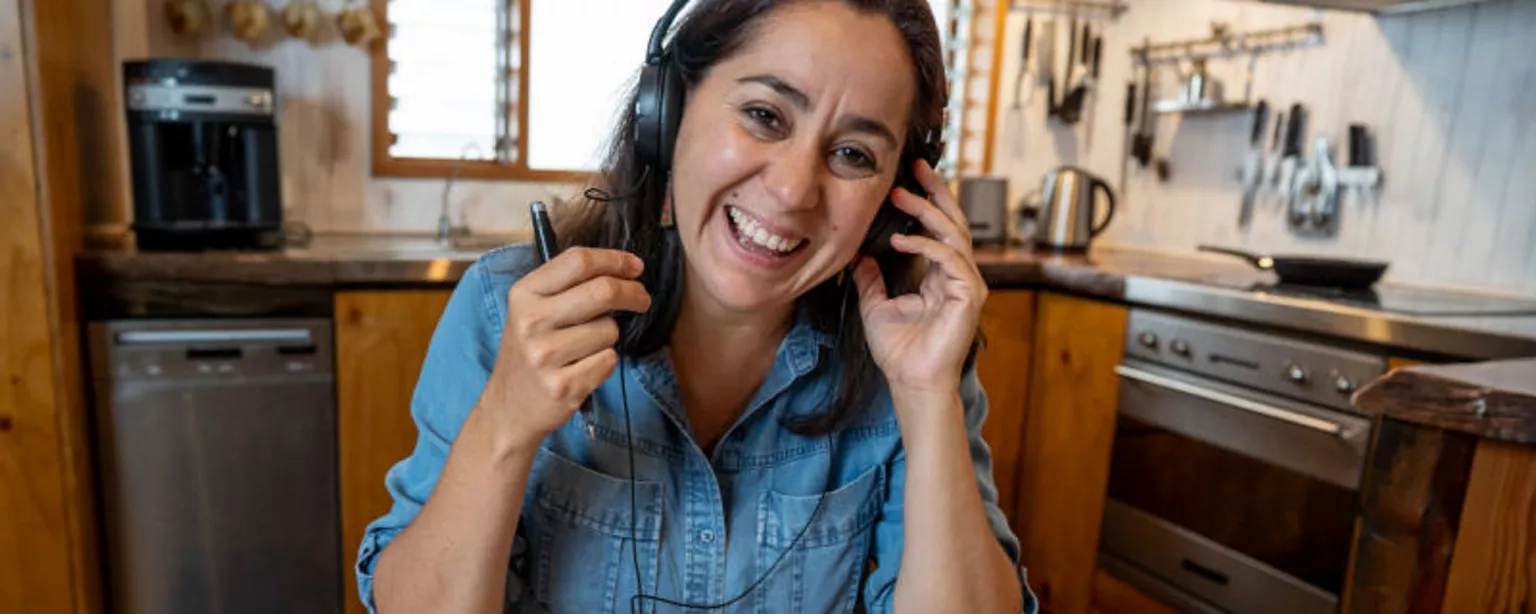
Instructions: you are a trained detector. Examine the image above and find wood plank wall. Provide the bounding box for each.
[988,0,1536,296]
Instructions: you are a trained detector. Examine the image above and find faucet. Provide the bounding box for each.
[437,144,482,245]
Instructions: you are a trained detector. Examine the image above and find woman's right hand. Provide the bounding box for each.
[475,247,652,452]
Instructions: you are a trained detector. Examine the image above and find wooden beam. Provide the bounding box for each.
[1440,439,1536,613]
[1342,418,1477,614]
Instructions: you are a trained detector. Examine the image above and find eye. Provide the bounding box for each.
[742,106,785,135]
[831,145,877,172]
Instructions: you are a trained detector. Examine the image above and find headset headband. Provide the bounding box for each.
[646,0,692,64]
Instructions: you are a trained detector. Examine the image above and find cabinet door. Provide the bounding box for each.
[975,290,1037,541]
[1018,292,1129,614]
[335,290,452,614]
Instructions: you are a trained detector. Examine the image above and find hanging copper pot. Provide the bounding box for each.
[336,3,381,46]
[164,0,212,37]
[226,1,272,42]
[281,0,322,40]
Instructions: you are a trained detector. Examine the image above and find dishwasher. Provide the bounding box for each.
[90,318,340,614]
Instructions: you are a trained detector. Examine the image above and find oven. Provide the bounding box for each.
[1099,309,1387,614]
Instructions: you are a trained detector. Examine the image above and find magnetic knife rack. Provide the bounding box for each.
[1131,20,1324,67]
[1009,0,1128,20]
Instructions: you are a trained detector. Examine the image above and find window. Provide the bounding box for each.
[371,0,976,181]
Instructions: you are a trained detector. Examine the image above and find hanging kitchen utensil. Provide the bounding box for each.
[1084,36,1103,154]
[1278,103,1308,206]
[1038,19,1057,121]
[1131,46,1154,168]
[337,1,381,46]
[164,0,211,37]
[1007,17,1034,160]
[1238,100,1269,229]
[1198,245,1388,289]
[225,0,271,43]
[1119,80,1136,196]
[1262,110,1285,197]
[281,0,322,40]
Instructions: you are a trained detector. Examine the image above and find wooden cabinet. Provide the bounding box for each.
[1090,569,1178,614]
[1017,292,1129,614]
[975,290,1037,541]
[335,290,452,614]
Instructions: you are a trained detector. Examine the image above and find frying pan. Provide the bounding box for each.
[1198,245,1389,289]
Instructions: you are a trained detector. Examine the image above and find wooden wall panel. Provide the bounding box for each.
[1017,292,1128,614]
[988,0,1536,296]
[1440,440,1536,613]
[335,290,452,614]
[0,1,76,612]
[975,289,1036,541]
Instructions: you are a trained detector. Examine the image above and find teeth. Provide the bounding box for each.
[727,206,803,253]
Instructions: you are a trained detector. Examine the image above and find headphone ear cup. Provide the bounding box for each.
[860,205,918,257]
[633,63,665,167]
[633,59,686,172]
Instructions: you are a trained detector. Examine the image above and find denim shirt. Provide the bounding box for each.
[356,243,1038,613]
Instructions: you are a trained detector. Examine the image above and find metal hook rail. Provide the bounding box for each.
[1132,20,1324,67]
[1009,0,1128,20]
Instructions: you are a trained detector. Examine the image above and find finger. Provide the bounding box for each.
[525,317,620,368]
[542,275,652,328]
[852,257,889,309]
[519,247,644,296]
[891,234,983,289]
[911,159,970,240]
[561,347,619,402]
[891,186,970,250]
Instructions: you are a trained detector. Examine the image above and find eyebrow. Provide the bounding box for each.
[738,73,900,148]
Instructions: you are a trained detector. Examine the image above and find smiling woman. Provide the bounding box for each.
[358,1,1035,613]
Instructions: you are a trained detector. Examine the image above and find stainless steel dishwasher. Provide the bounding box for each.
[90,318,340,614]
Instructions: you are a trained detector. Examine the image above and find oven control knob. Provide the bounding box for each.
[1333,371,1355,393]
[1170,339,1191,357]
[1138,331,1159,349]
[1286,363,1309,384]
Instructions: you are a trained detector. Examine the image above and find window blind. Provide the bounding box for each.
[385,0,518,162]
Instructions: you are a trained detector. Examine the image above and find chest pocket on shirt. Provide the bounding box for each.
[755,462,885,614]
[526,447,662,614]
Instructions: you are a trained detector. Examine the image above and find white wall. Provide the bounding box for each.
[988,0,1536,295]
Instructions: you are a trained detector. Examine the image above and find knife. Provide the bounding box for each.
[1262,110,1285,193]
[1278,103,1307,204]
[1239,100,1269,229]
[1085,36,1103,154]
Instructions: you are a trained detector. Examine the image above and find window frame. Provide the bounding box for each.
[369,0,980,181]
[369,0,591,182]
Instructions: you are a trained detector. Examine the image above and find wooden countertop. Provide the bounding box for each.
[1354,359,1536,445]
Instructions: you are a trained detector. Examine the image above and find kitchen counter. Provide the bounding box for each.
[1354,358,1536,444]
[76,235,1536,359]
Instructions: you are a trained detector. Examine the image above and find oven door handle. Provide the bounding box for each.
[1115,364,1349,438]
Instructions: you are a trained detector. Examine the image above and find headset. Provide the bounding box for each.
[632,0,944,258]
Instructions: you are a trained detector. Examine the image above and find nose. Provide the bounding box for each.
[761,143,821,212]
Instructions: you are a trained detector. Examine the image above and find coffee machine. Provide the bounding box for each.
[124,59,283,251]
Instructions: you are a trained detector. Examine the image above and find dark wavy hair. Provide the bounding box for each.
[554,0,962,435]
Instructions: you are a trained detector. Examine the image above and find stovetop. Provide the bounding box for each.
[1204,279,1536,317]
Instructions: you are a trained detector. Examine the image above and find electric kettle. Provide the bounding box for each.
[1034,166,1116,250]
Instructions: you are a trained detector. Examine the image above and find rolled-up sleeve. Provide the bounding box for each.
[861,364,1039,613]
[354,261,501,612]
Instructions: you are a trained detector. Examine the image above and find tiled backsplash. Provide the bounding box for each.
[989,0,1535,295]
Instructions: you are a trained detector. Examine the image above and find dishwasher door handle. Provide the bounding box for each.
[1115,364,1346,437]
[117,328,313,345]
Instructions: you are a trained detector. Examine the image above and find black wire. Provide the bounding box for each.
[623,270,851,613]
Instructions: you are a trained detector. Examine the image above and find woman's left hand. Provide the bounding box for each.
[854,159,987,396]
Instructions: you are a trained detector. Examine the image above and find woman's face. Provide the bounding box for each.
[669,1,917,316]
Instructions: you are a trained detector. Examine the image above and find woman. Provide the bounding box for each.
[357,1,1036,612]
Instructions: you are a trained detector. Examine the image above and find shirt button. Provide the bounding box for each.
[699,529,716,543]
